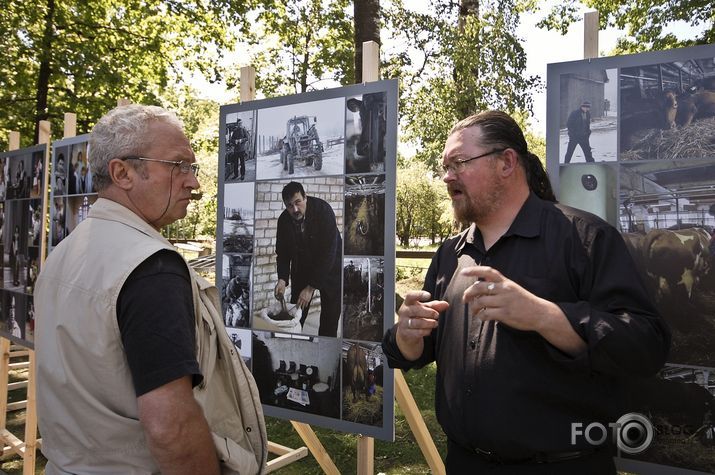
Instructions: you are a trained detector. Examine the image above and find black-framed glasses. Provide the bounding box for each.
[121,156,200,175]
[441,148,506,176]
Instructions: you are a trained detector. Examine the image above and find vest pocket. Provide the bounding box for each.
[212,432,260,475]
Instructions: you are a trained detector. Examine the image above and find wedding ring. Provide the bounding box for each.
[487,282,496,294]
[408,318,412,328]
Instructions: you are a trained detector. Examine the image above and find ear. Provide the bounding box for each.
[107,158,134,190]
[498,149,519,178]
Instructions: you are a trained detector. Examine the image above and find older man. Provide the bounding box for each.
[35,105,266,474]
[382,111,670,474]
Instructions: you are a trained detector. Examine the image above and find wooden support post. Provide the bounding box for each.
[265,441,309,473]
[290,421,340,475]
[395,370,445,475]
[8,132,20,151]
[117,98,131,107]
[584,11,599,59]
[357,435,374,475]
[240,66,256,102]
[0,339,11,432]
[38,121,51,145]
[362,41,380,82]
[22,351,37,475]
[63,113,77,139]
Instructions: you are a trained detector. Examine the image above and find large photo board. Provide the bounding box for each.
[49,135,98,253]
[218,80,397,440]
[548,43,715,475]
[0,144,48,348]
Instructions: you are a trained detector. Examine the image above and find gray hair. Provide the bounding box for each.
[89,104,183,191]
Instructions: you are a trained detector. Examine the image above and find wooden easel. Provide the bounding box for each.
[0,118,53,473]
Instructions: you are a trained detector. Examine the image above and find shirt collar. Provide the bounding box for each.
[455,192,544,255]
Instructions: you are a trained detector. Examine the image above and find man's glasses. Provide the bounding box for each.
[441,148,506,176]
[121,156,200,175]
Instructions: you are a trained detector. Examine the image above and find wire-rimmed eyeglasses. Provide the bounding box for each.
[441,148,506,176]
[121,156,200,175]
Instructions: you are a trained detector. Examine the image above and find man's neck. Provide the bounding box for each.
[476,185,530,251]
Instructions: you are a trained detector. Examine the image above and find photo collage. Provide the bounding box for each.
[550,47,715,473]
[218,82,395,439]
[0,145,47,347]
[49,136,98,251]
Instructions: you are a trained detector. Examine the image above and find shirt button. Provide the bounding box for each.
[466,388,472,396]
[469,340,476,350]
[246,427,252,432]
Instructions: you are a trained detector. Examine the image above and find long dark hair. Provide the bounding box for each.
[450,110,556,202]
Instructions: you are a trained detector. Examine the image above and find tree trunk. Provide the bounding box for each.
[34,0,56,143]
[455,0,479,118]
[354,0,380,83]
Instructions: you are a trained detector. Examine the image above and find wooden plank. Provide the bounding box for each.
[8,132,20,151]
[357,435,374,475]
[240,66,256,102]
[9,350,29,358]
[0,429,24,455]
[362,41,379,82]
[117,98,131,107]
[9,362,29,370]
[22,351,37,475]
[8,381,27,391]
[395,370,445,475]
[38,120,51,145]
[584,11,599,59]
[266,446,309,473]
[63,112,77,138]
[268,440,297,456]
[290,421,340,475]
[7,400,27,412]
[0,339,11,430]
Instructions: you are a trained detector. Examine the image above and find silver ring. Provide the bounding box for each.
[408,318,412,328]
[487,282,496,294]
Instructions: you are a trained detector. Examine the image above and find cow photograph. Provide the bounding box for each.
[344,174,385,256]
[341,341,384,426]
[342,257,384,341]
[250,330,340,418]
[558,68,618,163]
[345,92,387,173]
[224,110,257,182]
[254,98,344,180]
[619,160,715,367]
[619,58,715,160]
[222,182,254,254]
[222,254,252,329]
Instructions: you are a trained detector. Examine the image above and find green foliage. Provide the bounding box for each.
[537,0,714,54]
[0,0,260,149]
[246,0,354,96]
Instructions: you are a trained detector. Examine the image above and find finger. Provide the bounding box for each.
[459,266,504,282]
[403,290,433,305]
[403,316,438,333]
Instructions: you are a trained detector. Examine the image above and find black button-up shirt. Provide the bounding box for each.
[382,193,670,457]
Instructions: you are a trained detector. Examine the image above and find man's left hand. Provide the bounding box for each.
[297,285,315,310]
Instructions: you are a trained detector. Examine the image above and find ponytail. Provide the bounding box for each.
[524,152,556,202]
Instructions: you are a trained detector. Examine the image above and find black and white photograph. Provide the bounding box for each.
[3,199,30,293]
[619,57,715,160]
[619,160,715,367]
[224,110,257,182]
[67,141,94,195]
[7,152,31,200]
[255,97,345,179]
[341,341,384,427]
[0,157,8,200]
[558,163,618,225]
[251,331,341,418]
[30,151,43,199]
[342,258,384,342]
[345,92,387,174]
[66,195,97,234]
[0,291,27,342]
[51,197,68,248]
[225,327,252,366]
[53,145,70,196]
[558,68,617,163]
[222,253,252,329]
[252,178,343,337]
[344,175,385,256]
[222,182,254,254]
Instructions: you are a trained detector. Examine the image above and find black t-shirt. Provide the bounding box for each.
[116,249,202,397]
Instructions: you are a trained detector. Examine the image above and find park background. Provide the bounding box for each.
[1,0,713,473]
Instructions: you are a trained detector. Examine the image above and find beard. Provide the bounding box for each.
[451,163,504,225]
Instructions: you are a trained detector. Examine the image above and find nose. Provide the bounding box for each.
[186,170,200,189]
[443,168,456,184]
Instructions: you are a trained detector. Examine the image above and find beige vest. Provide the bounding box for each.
[36,198,267,474]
